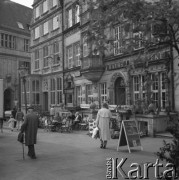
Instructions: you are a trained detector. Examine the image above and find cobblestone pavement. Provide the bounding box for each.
[0,126,172,180]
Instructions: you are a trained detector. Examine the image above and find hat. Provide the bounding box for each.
[27,106,34,110]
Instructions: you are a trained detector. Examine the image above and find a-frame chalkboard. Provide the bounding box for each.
[117,120,143,153]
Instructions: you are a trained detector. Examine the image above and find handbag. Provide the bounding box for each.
[92,127,99,139]
[17,132,24,143]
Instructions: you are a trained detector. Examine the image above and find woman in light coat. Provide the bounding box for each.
[96,103,112,149]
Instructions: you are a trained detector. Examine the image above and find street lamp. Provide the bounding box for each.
[18,65,29,114]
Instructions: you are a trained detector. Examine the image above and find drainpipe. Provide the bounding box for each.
[61,0,65,106]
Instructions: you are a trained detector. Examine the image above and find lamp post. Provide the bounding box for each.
[18,65,28,114]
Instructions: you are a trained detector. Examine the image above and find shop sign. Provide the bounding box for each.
[80,104,90,109]
[107,60,129,71]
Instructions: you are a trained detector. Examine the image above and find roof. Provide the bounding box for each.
[0,0,33,33]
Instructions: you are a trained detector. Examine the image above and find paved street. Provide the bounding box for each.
[0,127,172,180]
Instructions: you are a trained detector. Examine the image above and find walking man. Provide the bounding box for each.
[20,106,39,159]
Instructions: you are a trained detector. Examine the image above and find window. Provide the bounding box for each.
[43,0,48,13]
[151,74,159,108]
[132,72,167,110]
[133,31,144,50]
[86,84,93,104]
[43,21,49,35]
[67,46,73,68]
[133,76,140,103]
[34,26,40,39]
[35,5,40,18]
[53,42,60,64]
[50,78,56,104]
[114,26,124,55]
[76,86,82,106]
[57,77,63,104]
[21,79,30,105]
[83,37,88,57]
[1,33,16,49]
[24,39,29,52]
[161,72,166,110]
[26,80,30,105]
[43,46,48,67]
[100,83,107,104]
[17,22,24,29]
[53,15,59,30]
[34,49,39,70]
[32,80,40,105]
[67,9,72,28]
[74,43,81,66]
[52,0,57,7]
[75,5,80,24]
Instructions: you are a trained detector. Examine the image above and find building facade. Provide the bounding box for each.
[28,0,176,118]
[0,0,32,111]
[30,0,63,113]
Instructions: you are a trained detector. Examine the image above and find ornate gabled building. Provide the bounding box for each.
[0,0,32,111]
[79,0,173,115]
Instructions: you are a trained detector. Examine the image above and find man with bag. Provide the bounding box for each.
[20,106,39,159]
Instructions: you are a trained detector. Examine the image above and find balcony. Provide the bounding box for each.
[80,55,105,82]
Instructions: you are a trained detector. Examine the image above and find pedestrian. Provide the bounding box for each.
[96,102,112,149]
[15,108,24,131]
[0,117,4,133]
[50,105,55,121]
[8,115,16,131]
[11,107,17,128]
[20,106,39,159]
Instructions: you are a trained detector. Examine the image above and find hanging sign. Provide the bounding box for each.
[117,120,143,153]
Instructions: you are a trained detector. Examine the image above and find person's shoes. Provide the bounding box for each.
[31,156,37,159]
[100,144,103,148]
[103,145,106,149]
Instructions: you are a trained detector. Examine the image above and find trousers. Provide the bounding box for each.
[28,145,36,158]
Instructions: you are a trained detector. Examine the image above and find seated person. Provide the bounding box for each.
[53,112,62,123]
[73,112,82,130]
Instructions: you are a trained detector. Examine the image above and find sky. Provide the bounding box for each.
[11,0,34,8]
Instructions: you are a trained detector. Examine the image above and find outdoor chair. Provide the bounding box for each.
[60,119,72,133]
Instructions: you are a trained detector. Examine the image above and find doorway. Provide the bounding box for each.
[4,88,13,110]
[43,92,48,111]
[115,77,126,105]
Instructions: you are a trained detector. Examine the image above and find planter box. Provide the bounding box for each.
[130,114,177,137]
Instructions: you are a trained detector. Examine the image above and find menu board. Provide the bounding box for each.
[117,120,142,153]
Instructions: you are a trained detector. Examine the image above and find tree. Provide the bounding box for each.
[84,0,179,57]
[81,0,179,111]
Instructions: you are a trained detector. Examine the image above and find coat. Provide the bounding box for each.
[96,108,112,141]
[21,112,39,146]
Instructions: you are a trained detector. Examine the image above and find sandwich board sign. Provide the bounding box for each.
[117,120,143,153]
[0,79,3,118]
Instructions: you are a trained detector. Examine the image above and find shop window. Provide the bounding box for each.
[57,77,63,104]
[32,80,40,105]
[50,78,56,105]
[86,84,93,104]
[100,83,107,104]
[76,86,82,106]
